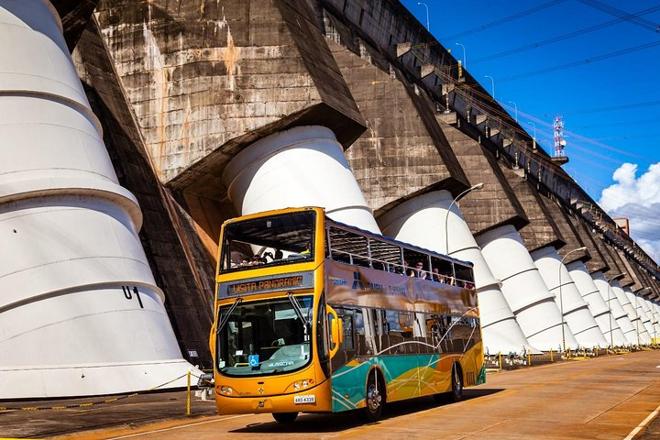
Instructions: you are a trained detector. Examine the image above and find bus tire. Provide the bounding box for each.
[364,369,385,422]
[451,363,463,402]
[272,412,298,424]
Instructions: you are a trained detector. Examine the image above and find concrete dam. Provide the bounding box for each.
[0,0,658,399]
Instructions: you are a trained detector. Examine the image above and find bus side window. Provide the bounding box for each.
[337,309,355,352]
[385,310,414,354]
[353,309,365,355]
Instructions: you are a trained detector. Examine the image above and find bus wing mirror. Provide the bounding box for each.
[326,305,343,358]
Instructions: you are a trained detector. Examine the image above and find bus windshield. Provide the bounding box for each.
[217,295,313,377]
[220,211,316,273]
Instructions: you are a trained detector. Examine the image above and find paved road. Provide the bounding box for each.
[3,351,659,439]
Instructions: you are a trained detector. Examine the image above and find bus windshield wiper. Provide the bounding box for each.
[216,297,243,334]
[287,292,308,327]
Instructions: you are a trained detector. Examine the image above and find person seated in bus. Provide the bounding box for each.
[414,261,429,279]
[406,266,416,277]
[262,249,283,262]
[251,255,265,265]
[431,267,442,282]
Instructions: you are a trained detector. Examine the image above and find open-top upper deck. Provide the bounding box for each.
[216,207,475,289]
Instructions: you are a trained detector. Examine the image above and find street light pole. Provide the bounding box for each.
[559,247,587,354]
[444,183,484,254]
[508,101,518,122]
[484,75,495,99]
[455,42,467,67]
[417,2,430,30]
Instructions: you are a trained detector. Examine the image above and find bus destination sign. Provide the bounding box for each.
[220,272,314,297]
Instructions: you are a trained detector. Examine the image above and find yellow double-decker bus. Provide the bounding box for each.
[210,207,484,423]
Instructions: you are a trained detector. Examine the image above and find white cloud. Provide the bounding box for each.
[599,162,660,263]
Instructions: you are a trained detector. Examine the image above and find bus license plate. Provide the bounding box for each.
[294,395,315,405]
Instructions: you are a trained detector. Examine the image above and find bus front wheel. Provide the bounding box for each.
[272,412,298,424]
[364,370,384,422]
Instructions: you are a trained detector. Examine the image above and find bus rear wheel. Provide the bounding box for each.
[272,412,298,424]
[450,363,463,402]
[364,370,384,422]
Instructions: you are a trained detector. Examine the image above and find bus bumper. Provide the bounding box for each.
[215,380,332,414]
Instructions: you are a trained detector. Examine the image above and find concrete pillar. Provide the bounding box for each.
[223,125,379,232]
[532,247,607,348]
[379,191,535,355]
[477,225,578,351]
[567,261,627,347]
[0,0,196,398]
[591,272,635,346]
[613,282,650,345]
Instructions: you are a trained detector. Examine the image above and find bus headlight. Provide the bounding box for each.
[290,379,314,391]
[219,385,234,395]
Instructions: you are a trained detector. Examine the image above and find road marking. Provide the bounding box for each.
[105,415,250,439]
[623,401,660,440]
[584,383,655,424]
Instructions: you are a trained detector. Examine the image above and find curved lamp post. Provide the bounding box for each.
[444,183,484,254]
[417,2,430,30]
[484,75,495,99]
[455,42,467,67]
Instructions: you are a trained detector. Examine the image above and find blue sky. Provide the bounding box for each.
[401,0,660,260]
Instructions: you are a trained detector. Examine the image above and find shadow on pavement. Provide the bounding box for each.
[231,388,504,434]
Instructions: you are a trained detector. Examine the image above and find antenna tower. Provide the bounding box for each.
[553,115,566,157]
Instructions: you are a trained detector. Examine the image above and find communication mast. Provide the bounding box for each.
[552,115,569,165]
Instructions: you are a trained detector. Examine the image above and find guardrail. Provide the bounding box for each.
[485,344,659,371]
[0,371,209,416]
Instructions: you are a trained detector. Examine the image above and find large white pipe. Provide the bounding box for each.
[591,273,635,346]
[223,125,379,232]
[628,289,655,341]
[650,300,660,342]
[378,191,536,355]
[477,225,578,351]
[532,247,607,348]
[642,298,659,341]
[613,282,650,345]
[567,261,627,347]
[0,0,196,398]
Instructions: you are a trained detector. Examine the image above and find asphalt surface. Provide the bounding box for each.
[1,350,658,439]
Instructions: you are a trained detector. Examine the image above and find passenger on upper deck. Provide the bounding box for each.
[405,260,415,277]
[415,261,429,279]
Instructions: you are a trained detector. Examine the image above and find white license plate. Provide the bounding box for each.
[293,394,315,404]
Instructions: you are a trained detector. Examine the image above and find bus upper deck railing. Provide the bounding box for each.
[327,247,475,290]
